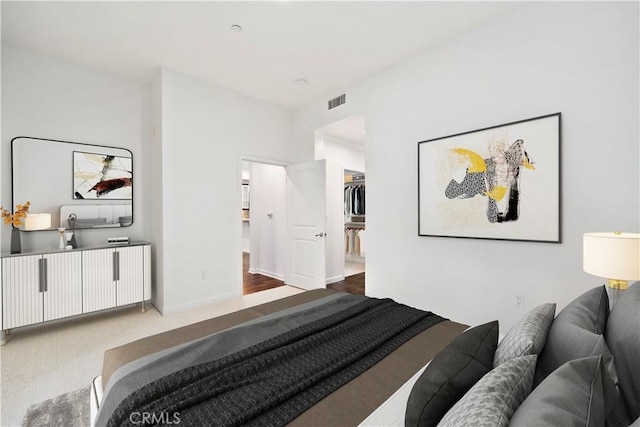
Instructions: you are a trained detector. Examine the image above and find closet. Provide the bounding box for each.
[344,172,365,275]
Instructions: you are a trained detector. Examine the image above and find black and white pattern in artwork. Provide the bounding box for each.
[418,113,560,242]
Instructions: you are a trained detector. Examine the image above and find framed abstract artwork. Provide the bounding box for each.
[418,113,560,242]
[73,151,133,200]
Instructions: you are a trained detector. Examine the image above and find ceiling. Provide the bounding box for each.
[1,1,525,112]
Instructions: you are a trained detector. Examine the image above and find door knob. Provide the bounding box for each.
[315,232,325,237]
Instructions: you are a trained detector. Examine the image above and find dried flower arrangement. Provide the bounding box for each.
[0,201,31,227]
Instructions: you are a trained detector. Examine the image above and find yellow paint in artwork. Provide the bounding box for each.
[452,148,487,172]
[484,186,507,201]
[522,157,535,170]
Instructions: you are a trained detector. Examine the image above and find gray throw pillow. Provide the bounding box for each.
[534,286,615,387]
[405,321,498,427]
[511,356,608,427]
[436,355,537,427]
[493,303,555,367]
[605,282,640,422]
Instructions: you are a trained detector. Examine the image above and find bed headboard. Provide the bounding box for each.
[59,204,132,229]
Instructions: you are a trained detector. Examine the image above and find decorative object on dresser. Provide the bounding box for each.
[107,236,130,246]
[418,113,561,242]
[0,242,151,345]
[25,213,52,231]
[583,231,640,307]
[67,213,78,248]
[1,201,31,254]
[57,227,67,250]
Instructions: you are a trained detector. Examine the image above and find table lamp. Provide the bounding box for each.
[24,213,52,231]
[583,232,640,307]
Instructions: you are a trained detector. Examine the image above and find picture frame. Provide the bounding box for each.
[418,113,561,243]
[73,151,133,200]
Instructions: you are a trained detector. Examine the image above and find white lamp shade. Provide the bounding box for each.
[24,213,51,231]
[583,232,640,280]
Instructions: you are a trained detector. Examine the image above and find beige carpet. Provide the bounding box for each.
[22,387,89,427]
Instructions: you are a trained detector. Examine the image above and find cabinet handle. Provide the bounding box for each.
[44,258,48,292]
[38,258,45,293]
[113,251,120,282]
[38,258,48,292]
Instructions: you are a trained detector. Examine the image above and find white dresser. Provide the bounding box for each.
[0,242,151,344]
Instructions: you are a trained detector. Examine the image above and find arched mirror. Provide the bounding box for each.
[11,136,133,230]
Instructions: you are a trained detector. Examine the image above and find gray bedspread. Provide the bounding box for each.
[96,293,445,427]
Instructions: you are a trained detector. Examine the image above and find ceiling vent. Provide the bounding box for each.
[328,94,346,110]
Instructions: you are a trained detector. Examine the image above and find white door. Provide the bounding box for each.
[285,159,327,289]
[116,246,144,307]
[43,252,82,321]
[82,248,117,312]
[2,255,43,329]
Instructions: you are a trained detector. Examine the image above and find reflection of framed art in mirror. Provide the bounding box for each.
[72,151,132,200]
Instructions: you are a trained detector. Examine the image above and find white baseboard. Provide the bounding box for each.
[326,275,345,285]
[159,291,241,315]
[249,269,285,281]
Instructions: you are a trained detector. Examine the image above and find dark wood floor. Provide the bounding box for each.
[327,272,365,295]
[243,252,364,295]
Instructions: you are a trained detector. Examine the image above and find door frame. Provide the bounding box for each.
[238,155,289,293]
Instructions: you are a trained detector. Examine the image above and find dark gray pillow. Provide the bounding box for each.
[534,286,615,387]
[405,321,498,427]
[605,282,640,422]
[511,356,608,427]
[436,355,537,427]
[493,303,555,367]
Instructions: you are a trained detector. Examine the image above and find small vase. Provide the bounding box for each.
[10,227,21,254]
[58,228,66,250]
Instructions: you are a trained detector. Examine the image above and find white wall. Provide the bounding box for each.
[293,2,639,332]
[248,162,286,280]
[315,133,365,173]
[1,46,294,315]
[1,43,150,252]
[157,69,293,313]
[149,72,164,311]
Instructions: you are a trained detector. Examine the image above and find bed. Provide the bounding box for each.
[91,283,640,427]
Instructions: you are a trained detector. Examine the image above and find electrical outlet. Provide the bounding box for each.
[201,271,207,280]
[515,295,525,308]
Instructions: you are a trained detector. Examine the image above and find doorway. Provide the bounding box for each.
[240,153,365,296]
[315,114,366,291]
[241,159,287,295]
[344,169,365,277]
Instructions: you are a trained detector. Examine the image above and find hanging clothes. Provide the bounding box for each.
[344,226,365,258]
[345,183,365,216]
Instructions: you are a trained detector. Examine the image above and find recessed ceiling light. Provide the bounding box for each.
[296,79,308,86]
[231,24,243,32]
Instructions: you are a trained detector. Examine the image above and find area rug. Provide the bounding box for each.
[22,386,90,427]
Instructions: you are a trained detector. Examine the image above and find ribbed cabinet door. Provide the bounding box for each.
[2,255,43,329]
[44,252,82,321]
[116,246,144,306]
[82,249,116,312]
